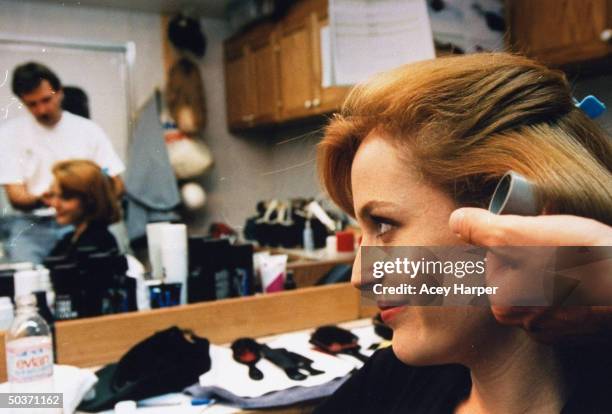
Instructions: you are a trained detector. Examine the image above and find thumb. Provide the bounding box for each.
[448,207,612,247]
[448,208,509,246]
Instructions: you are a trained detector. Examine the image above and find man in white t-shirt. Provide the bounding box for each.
[0,62,125,263]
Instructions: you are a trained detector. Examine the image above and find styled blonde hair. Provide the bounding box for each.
[318,53,612,224]
[52,159,120,224]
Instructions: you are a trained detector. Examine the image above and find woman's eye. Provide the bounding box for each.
[372,218,396,237]
[377,222,393,235]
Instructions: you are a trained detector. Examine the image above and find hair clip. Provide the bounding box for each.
[573,95,606,119]
[101,167,110,176]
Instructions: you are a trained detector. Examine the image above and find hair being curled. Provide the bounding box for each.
[318,53,612,225]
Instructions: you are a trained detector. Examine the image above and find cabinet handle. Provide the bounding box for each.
[304,100,312,109]
[312,98,321,107]
[242,114,255,122]
[601,29,612,43]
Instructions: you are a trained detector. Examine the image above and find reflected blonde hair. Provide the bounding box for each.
[318,53,612,225]
[52,159,120,224]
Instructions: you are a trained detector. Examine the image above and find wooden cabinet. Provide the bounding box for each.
[224,0,612,130]
[278,10,317,120]
[224,0,350,130]
[224,23,280,130]
[250,28,282,125]
[224,42,255,129]
[507,0,612,66]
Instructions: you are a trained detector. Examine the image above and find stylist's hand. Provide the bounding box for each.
[449,208,612,344]
[40,191,53,207]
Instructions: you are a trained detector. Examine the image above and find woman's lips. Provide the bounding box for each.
[379,305,405,323]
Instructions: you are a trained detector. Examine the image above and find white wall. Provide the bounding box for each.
[191,17,323,234]
[0,0,164,112]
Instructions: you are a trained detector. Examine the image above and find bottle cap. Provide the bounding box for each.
[14,269,41,298]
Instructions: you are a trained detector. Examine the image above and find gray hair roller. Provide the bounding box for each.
[488,171,538,216]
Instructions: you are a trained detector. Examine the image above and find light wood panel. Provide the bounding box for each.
[289,259,353,287]
[0,332,5,383]
[225,46,255,128]
[278,19,315,120]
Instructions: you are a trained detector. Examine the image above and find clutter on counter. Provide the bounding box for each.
[71,319,386,413]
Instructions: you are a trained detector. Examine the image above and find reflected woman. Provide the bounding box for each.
[47,159,120,259]
[315,53,612,413]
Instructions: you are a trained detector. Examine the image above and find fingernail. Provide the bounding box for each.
[449,209,465,232]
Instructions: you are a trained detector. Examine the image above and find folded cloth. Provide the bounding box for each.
[0,364,98,414]
[78,326,210,412]
[185,375,349,409]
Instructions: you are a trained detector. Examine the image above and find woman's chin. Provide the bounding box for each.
[390,331,454,367]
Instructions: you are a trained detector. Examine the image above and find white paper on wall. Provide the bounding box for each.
[320,25,333,88]
[328,0,435,86]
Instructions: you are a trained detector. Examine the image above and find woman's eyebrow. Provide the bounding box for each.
[357,200,399,219]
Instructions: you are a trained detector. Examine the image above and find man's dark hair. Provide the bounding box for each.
[11,62,62,97]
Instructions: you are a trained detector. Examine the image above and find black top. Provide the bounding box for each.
[48,221,118,260]
[314,347,611,414]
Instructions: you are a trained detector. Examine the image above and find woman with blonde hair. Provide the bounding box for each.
[47,159,120,259]
[315,53,612,413]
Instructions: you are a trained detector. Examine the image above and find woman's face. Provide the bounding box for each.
[49,181,85,226]
[351,132,506,366]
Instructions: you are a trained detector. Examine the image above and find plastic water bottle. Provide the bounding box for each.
[303,220,315,252]
[6,294,54,391]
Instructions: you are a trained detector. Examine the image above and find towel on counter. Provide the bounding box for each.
[185,375,349,409]
[187,326,381,409]
[0,364,98,414]
[125,93,181,241]
[197,342,355,399]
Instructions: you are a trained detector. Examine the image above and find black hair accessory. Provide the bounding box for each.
[168,14,207,57]
[231,338,264,380]
[260,344,307,381]
[285,350,325,376]
[310,326,369,363]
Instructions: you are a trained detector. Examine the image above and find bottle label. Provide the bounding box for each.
[55,295,78,320]
[6,337,53,383]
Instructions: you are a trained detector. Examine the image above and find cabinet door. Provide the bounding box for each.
[508,0,612,65]
[311,13,351,115]
[278,19,316,120]
[225,46,256,130]
[250,32,281,125]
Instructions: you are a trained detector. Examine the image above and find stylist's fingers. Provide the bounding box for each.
[449,207,612,247]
